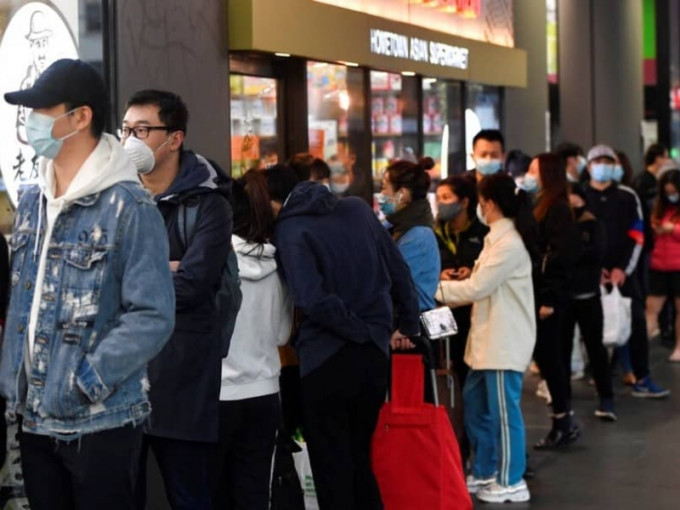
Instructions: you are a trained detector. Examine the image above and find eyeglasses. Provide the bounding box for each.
[117,126,172,140]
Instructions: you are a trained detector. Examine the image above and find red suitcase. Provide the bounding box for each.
[371,352,472,510]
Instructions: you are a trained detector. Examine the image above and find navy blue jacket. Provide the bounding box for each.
[273,182,420,377]
[146,151,233,442]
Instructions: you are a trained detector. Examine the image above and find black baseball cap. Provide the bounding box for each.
[4,58,107,114]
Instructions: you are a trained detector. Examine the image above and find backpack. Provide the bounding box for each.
[177,197,242,358]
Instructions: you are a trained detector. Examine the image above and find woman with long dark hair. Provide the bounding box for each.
[524,153,581,449]
[380,158,440,311]
[646,169,680,361]
[215,169,294,509]
[435,175,488,385]
[437,173,537,504]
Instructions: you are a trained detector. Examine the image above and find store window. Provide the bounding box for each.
[307,61,369,198]
[230,75,280,177]
[465,83,502,169]
[370,71,418,189]
[0,0,106,233]
[422,78,464,178]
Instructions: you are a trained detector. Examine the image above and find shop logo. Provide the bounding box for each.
[0,2,78,206]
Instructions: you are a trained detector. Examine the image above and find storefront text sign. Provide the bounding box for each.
[369,29,469,70]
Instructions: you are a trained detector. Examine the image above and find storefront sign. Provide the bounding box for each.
[370,29,469,70]
[0,2,79,206]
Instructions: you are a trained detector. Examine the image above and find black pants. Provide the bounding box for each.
[564,296,614,401]
[533,303,571,415]
[301,342,388,510]
[451,305,471,387]
[20,424,143,510]
[212,394,279,510]
[619,275,650,380]
[136,435,213,510]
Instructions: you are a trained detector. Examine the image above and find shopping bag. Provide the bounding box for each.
[292,440,319,510]
[371,352,472,510]
[601,285,632,347]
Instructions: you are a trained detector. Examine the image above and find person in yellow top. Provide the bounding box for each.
[437,173,537,504]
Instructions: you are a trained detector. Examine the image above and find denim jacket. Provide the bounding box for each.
[0,166,175,439]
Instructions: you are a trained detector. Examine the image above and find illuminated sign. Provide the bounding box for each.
[0,2,79,205]
[370,29,469,70]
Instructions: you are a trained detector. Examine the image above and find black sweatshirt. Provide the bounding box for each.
[571,209,607,298]
[585,184,644,275]
[535,200,580,307]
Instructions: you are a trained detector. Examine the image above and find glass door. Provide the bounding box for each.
[229,75,281,177]
[370,71,419,190]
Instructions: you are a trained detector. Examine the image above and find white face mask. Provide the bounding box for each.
[123,136,171,175]
[123,136,155,175]
[476,202,488,226]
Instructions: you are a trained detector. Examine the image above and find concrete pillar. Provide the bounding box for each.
[504,0,548,155]
[115,0,231,171]
[558,0,644,167]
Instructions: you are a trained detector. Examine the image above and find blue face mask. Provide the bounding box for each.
[378,193,397,217]
[612,165,624,183]
[668,193,680,204]
[26,109,79,159]
[476,159,503,176]
[522,174,540,193]
[591,163,614,183]
[576,156,587,175]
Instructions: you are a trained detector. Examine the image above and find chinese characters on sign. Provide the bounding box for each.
[0,2,79,205]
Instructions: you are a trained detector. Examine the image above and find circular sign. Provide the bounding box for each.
[0,2,79,206]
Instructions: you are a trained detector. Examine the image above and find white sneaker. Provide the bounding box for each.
[477,480,531,503]
[466,474,496,494]
[536,379,552,405]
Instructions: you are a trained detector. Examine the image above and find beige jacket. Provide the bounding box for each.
[436,218,536,372]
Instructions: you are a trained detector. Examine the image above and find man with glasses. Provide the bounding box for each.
[122,90,233,509]
[0,60,175,509]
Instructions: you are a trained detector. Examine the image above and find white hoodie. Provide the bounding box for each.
[219,235,293,401]
[26,134,141,365]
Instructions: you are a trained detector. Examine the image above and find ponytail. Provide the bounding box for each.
[386,159,431,200]
[479,173,539,264]
[231,169,275,245]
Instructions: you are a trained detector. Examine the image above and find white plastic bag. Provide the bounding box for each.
[293,441,319,510]
[601,285,632,347]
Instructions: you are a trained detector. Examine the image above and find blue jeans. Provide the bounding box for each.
[463,370,526,486]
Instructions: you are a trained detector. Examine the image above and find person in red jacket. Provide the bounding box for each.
[646,168,680,361]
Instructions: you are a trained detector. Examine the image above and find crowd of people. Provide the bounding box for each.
[0,57,676,510]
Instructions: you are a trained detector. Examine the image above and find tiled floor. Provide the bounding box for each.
[484,340,680,510]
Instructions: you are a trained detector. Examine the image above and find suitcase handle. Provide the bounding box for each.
[388,336,439,407]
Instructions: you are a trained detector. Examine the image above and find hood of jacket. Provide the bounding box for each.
[39,133,140,203]
[157,150,232,203]
[232,235,278,281]
[277,181,339,223]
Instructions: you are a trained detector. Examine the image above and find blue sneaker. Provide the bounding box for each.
[631,376,670,399]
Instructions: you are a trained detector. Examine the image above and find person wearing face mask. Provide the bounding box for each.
[0,59,175,509]
[585,144,670,399]
[436,173,537,504]
[266,166,420,510]
[329,160,351,196]
[122,90,234,510]
[380,160,441,312]
[470,129,505,183]
[566,185,617,421]
[555,143,588,188]
[435,176,488,385]
[646,168,680,362]
[524,154,582,449]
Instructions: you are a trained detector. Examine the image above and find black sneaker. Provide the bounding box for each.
[594,398,617,422]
